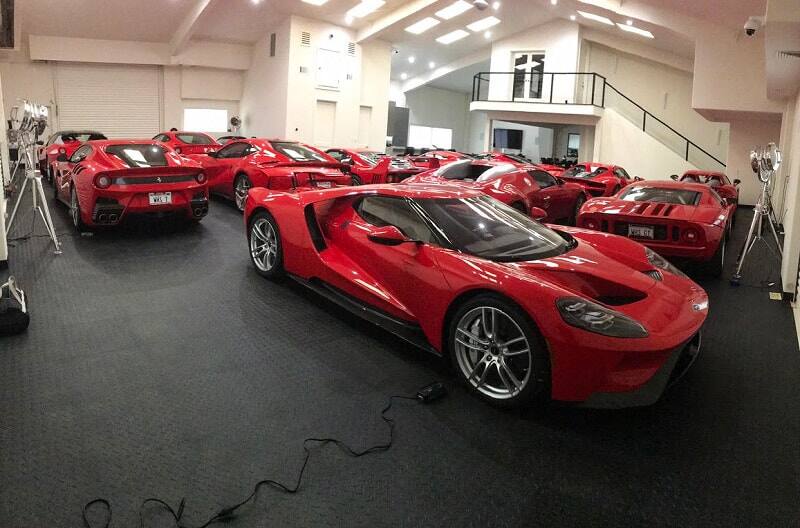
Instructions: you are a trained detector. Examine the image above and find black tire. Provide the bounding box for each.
[351,175,363,186]
[70,185,87,232]
[234,173,252,212]
[448,294,550,407]
[705,235,726,278]
[571,194,586,226]
[247,210,284,279]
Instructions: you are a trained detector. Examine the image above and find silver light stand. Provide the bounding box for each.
[4,101,61,254]
[730,143,782,285]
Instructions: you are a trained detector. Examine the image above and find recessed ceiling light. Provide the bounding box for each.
[301,0,328,5]
[435,0,472,20]
[345,14,354,24]
[436,29,470,44]
[626,19,633,25]
[401,73,408,80]
[577,10,614,25]
[550,0,557,5]
[347,0,385,19]
[250,0,261,4]
[429,61,436,69]
[492,1,501,8]
[617,23,654,38]
[484,30,492,38]
[569,14,576,20]
[408,56,416,63]
[405,17,440,34]
[467,16,500,32]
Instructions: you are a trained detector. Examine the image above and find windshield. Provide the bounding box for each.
[358,151,384,166]
[417,196,570,261]
[619,186,701,205]
[563,166,604,179]
[270,142,330,162]
[499,153,532,164]
[106,144,168,168]
[176,133,215,145]
[435,161,516,182]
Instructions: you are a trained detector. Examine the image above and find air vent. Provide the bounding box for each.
[269,33,276,57]
[643,270,663,281]
[347,42,356,56]
[299,66,308,73]
[301,31,311,47]
[777,50,800,59]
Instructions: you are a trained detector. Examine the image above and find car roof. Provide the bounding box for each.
[578,162,613,169]
[55,130,104,135]
[359,183,484,200]
[627,180,709,193]
[683,170,726,177]
[85,139,163,147]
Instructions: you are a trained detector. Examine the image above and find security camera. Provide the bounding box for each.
[473,0,489,10]
[744,16,763,36]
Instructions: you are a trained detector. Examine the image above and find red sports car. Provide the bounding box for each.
[38,130,107,183]
[52,140,209,230]
[325,148,425,184]
[186,138,350,211]
[408,150,473,170]
[561,162,636,197]
[577,180,734,276]
[153,131,221,156]
[217,135,247,144]
[244,184,707,407]
[403,160,588,224]
[675,170,740,208]
[476,152,565,177]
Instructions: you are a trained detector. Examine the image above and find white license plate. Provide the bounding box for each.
[317,181,333,188]
[628,224,654,238]
[148,192,172,205]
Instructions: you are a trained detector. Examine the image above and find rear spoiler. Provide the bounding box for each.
[258,160,346,171]
[408,156,440,170]
[98,166,204,185]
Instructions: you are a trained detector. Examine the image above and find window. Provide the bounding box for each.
[105,144,168,167]
[619,186,701,205]
[69,145,92,163]
[270,142,329,162]
[355,196,435,243]
[217,142,251,159]
[530,170,556,188]
[435,161,515,182]
[408,125,453,150]
[183,108,228,133]
[567,133,580,158]
[326,150,344,161]
[153,134,170,142]
[176,133,215,145]
[614,168,630,180]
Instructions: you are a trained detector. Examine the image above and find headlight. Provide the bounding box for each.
[556,297,648,338]
[645,247,688,279]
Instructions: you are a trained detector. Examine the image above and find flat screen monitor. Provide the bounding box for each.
[493,128,523,150]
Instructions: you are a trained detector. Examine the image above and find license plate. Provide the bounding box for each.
[149,192,172,205]
[317,181,333,188]
[628,224,654,238]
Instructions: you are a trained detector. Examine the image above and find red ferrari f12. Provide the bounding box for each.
[244,185,707,407]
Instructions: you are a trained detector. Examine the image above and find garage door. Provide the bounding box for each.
[55,63,162,138]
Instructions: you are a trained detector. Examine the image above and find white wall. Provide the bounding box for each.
[582,40,729,163]
[726,117,783,206]
[780,90,800,294]
[405,85,470,151]
[467,110,488,154]
[594,108,696,180]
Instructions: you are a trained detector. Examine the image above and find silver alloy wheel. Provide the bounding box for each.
[454,307,532,400]
[235,175,251,211]
[250,218,278,272]
[70,187,80,227]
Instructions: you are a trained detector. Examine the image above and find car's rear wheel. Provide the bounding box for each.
[449,294,550,407]
[571,194,586,226]
[234,173,252,212]
[705,235,726,278]
[70,186,86,231]
[248,211,284,279]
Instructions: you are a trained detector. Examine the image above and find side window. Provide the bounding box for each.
[69,145,91,163]
[530,170,556,189]
[327,150,344,161]
[615,168,629,180]
[217,142,248,159]
[153,134,168,142]
[355,196,435,243]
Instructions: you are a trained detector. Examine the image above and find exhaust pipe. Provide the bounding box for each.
[98,214,108,223]
[193,207,202,217]
[108,214,118,223]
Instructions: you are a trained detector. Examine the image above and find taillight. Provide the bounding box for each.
[195,172,207,183]
[682,228,699,243]
[95,174,111,189]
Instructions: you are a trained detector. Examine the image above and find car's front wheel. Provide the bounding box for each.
[571,194,586,226]
[248,211,284,279]
[234,173,252,212]
[70,186,86,231]
[449,294,550,407]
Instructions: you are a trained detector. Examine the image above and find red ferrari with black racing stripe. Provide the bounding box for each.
[52,140,209,230]
[403,160,588,224]
[325,148,425,184]
[561,162,636,197]
[187,138,350,211]
[244,184,707,407]
[577,180,734,276]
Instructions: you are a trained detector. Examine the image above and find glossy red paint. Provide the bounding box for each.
[153,131,221,156]
[477,152,566,177]
[186,138,350,210]
[325,148,425,184]
[38,130,107,182]
[52,140,209,228]
[578,180,734,262]
[244,184,708,404]
[407,150,473,170]
[679,170,740,210]
[561,162,635,197]
[403,160,588,224]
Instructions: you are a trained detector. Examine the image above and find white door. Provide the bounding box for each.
[55,63,161,137]
[512,52,546,101]
[357,105,372,147]
[313,100,336,148]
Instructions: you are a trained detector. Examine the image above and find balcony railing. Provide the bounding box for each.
[472,71,725,170]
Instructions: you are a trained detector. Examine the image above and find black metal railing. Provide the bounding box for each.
[471,71,725,169]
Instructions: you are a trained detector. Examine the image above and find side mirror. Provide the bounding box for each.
[367,225,411,246]
[670,174,679,181]
[56,153,68,162]
[207,151,218,158]
[530,207,547,221]
[634,176,644,182]
[733,179,741,186]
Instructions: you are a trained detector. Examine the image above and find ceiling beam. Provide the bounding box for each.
[170,0,214,55]
[356,0,439,43]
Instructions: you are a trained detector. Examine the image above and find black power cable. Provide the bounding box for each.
[82,382,447,528]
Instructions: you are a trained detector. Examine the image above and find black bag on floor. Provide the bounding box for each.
[0,277,30,336]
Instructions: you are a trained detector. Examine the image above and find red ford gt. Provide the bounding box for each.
[325,148,425,184]
[403,160,588,224]
[244,184,707,407]
[153,131,221,156]
[577,180,734,276]
[186,138,350,211]
[675,170,740,209]
[52,140,209,230]
[561,162,636,197]
[38,130,107,183]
